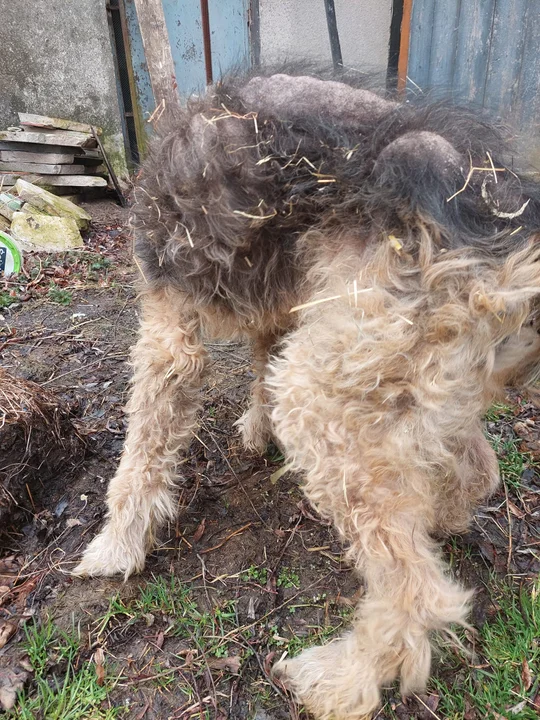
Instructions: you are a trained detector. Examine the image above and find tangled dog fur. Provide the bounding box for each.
[75,67,540,718]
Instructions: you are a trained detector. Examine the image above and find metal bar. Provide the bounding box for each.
[387,0,404,87]
[91,127,127,208]
[249,0,261,68]
[117,0,144,161]
[200,0,213,84]
[323,0,343,69]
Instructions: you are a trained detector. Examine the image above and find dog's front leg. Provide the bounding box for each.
[74,287,207,578]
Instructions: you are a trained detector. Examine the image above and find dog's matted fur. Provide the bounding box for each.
[75,67,540,718]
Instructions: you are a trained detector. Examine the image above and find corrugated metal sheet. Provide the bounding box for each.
[406,0,540,161]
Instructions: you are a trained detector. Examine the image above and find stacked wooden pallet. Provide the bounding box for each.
[0,114,108,195]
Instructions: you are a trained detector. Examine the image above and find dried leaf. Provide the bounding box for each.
[507,500,525,519]
[0,621,16,649]
[94,647,105,687]
[192,518,206,543]
[0,667,28,710]
[389,234,403,255]
[66,518,82,528]
[143,612,155,627]
[155,630,164,650]
[521,657,532,691]
[207,655,241,674]
[508,700,527,715]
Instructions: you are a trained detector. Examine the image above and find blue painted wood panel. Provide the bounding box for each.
[161,0,250,98]
[407,0,540,144]
[124,0,155,121]
[208,0,250,80]
[162,0,207,98]
[124,0,250,139]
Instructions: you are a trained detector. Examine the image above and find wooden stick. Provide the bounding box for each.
[132,0,178,111]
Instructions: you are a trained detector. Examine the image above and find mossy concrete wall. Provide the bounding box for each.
[0,0,127,177]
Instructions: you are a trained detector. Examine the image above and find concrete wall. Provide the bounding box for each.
[259,0,393,71]
[0,0,127,175]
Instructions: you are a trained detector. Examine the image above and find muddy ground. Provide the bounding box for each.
[0,203,539,719]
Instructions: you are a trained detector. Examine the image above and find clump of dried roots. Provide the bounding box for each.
[0,369,83,530]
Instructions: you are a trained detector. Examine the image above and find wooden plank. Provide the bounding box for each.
[18,113,102,135]
[22,127,97,147]
[0,141,78,155]
[429,0,461,89]
[516,0,540,132]
[0,162,85,175]
[85,165,107,175]
[0,150,75,164]
[31,175,107,187]
[1,173,106,188]
[0,173,41,186]
[406,0,437,94]
[0,130,96,148]
[14,180,91,228]
[133,0,179,113]
[453,0,496,103]
[483,0,529,113]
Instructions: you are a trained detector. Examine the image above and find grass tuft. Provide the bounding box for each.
[10,619,125,719]
[434,579,540,718]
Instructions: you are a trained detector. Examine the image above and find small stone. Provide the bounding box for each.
[10,212,83,251]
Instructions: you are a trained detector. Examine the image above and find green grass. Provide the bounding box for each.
[47,282,72,305]
[434,579,540,719]
[240,564,268,585]
[484,402,516,423]
[484,401,538,491]
[97,575,239,660]
[0,290,17,308]
[487,431,535,491]
[9,619,125,720]
[277,567,300,589]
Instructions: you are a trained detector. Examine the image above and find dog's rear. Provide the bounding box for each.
[76,69,540,719]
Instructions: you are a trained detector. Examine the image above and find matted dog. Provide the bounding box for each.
[75,69,540,718]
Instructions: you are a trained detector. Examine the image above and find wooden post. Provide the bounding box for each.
[397,0,413,92]
[200,0,213,84]
[132,0,178,111]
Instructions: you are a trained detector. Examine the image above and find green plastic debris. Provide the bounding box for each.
[0,231,22,276]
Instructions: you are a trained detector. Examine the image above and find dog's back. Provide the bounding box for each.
[132,69,540,326]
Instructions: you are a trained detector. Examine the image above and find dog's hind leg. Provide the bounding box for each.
[235,332,277,453]
[273,460,472,719]
[74,287,207,578]
[268,320,473,718]
[434,428,500,535]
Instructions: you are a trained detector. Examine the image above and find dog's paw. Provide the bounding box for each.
[234,405,272,453]
[273,640,383,720]
[72,524,146,579]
